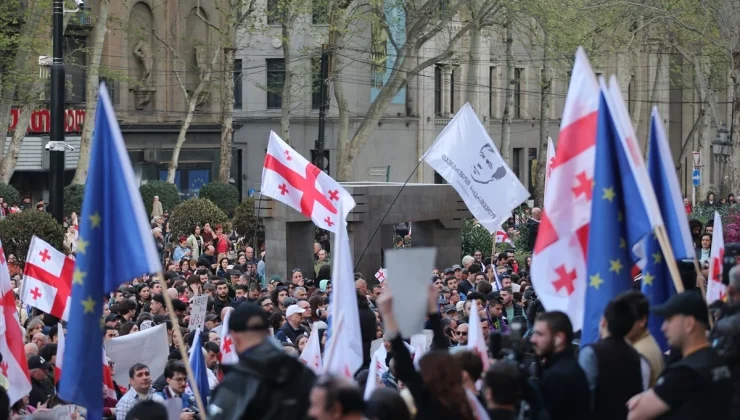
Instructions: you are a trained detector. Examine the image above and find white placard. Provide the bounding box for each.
[385,247,437,338]
[107,323,169,386]
[188,294,209,331]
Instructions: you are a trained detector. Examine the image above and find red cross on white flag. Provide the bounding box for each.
[219,310,238,366]
[374,268,387,283]
[0,238,32,406]
[298,327,323,375]
[261,131,356,232]
[707,212,728,304]
[21,236,73,321]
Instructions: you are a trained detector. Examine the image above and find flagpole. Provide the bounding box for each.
[653,226,684,294]
[353,158,423,271]
[156,273,207,419]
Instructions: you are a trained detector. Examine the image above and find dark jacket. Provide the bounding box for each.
[538,350,591,420]
[274,322,305,344]
[358,303,377,371]
[391,313,471,420]
[588,336,643,420]
[29,376,55,408]
[710,301,740,418]
[208,339,316,420]
[213,296,234,319]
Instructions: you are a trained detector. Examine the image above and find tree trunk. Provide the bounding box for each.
[0,105,34,183]
[500,21,514,165]
[218,47,236,183]
[280,23,292,144]
[330,27,351,181]
[465,25,480,112]
[640,50,664,156]
[533,32,550,207]
[167,48,221,183]
[337,47,412,181]
[729,63,740,195]
[71,0,110,185]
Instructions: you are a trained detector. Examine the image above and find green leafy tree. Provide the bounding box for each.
[169,198,230,238]
[0,211,65,263]
[139,181,180,217]
[198,182,240,215]
[232,197,261,238]
[64,184,85,216]
[0,183,21,205]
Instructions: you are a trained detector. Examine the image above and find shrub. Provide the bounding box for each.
[0,211,65,263]
[461,219,494,258]
[169,198,230,238]
[232,197,262,238]
[139,181,180,217]
[199,182,240,216]
[64,184,85,216]
[0,183,21,205]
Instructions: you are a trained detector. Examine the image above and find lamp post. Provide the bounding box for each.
[712,125,732,197]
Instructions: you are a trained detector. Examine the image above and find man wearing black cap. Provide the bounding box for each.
[710,265,740,418]
[208,303,315,420]
[627,291,732,419]
[28,355,55,407]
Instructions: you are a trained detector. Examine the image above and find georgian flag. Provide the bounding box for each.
[495,230,514,247]
[261,131,356,232]
[21,236,73,320]
[375,268,387,283]
[298,327,323,374]
[219,310,238,366]
[707,212,727,304]
[0,239,32,405]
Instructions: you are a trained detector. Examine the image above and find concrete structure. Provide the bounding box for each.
[261,183,471,281]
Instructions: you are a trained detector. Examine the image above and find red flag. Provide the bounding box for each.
[707,212,727,303]
[0,239,32,405]
[21,236,73,320]
[531,48,600,331]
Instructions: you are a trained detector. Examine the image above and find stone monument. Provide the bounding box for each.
[260,182,471,284]
[132,39,155,110]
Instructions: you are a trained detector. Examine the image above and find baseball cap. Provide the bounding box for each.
[105,314,121,323]
[443,268,455,275]
[28,355,50,370]
[229,302,269,332]
[652,290,710,327]
[443,304,457,313]
[452,265,462,271]
[286,304,305,317]
[270,275,283,284]
[229,269,243,277]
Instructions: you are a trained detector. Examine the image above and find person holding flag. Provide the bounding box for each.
[58,84,165,418]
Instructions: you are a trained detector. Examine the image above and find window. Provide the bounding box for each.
[266,0,279,24]
[312,56,322,109]
[528,148,537,195]
[450,67,456,114]
[513,148,522,180]
[513,67,522,119]
[489,67,495,118]
[266,58,285,109]
[234,59,243,109]
[312,0,327,24]
[434,65,442,116]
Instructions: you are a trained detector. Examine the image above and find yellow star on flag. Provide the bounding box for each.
[89,212,101,228]
[609,259,624,274]
[602,187,616,202]
[643,271,654,286]
[77,237,89,255]
[82,296,96,314]
[653,252,663,264]
[73,269,86,285]
[620,237,627,249]
[590,273,604,290]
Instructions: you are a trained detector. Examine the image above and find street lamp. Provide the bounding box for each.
[712,125,732,196]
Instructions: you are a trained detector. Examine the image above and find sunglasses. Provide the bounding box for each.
[456,331,468,336]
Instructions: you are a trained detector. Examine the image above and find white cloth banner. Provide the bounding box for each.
[107,323,169,385]
[424,103,529,232]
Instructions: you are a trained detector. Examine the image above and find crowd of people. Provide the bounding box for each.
[1,201,739,420]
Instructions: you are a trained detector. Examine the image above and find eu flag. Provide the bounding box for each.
[188,328,210,402]
[582,86,654,346]
[642,108,695,350]
[59,84,162,416]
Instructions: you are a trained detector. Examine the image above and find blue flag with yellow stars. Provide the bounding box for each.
[581,84,656,347]
[642,108,696,351]
[59,84,162,417]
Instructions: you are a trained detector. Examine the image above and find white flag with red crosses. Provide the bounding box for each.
[261,131,356,232]
[219,310,238,366]
[21,236,73,321]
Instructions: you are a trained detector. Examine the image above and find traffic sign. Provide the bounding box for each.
[693,151,702,168]
[693,169,701,186]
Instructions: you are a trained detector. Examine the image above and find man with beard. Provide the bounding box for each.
[530,311,590,420]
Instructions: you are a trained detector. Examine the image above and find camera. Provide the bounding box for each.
[74,0,85,8]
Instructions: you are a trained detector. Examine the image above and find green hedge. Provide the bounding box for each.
[169,198,230,238]
[0,183,21,205]
[0,211,65,263]
[139,181,180,217]
[199,182,240,216]
[64,184,85,216]
[232,197,261,238]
